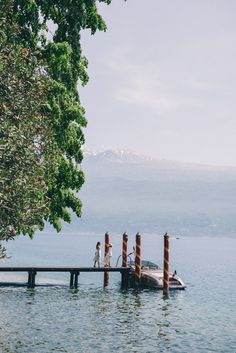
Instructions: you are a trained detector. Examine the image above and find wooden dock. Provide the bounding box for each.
[0,267,131,289]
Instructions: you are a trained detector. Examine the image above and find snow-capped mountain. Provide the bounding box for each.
[68,148,236,237]
[82,148,236,172]
[83,148,154,164]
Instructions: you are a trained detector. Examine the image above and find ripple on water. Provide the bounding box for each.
[0,236,236,353]
[0,284,235,353]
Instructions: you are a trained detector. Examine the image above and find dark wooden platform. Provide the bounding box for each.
[0,267,131,289]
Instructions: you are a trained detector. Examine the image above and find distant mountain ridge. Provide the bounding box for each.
[82,148,236,172]
[83,148,154,164]
[66,149,236,237]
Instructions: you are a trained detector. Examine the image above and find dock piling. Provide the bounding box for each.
[104,232,110,287]
[121,232,129,289]
[163,233,170,296]
[122,232,128,267]
[70,271,74,288]
[27,270,36,288]
[74,272,79,288]
[70,271,80,288]
[135,232,141,287]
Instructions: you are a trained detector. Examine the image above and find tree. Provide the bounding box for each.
[0,3,57,240]
[0,0,112,239]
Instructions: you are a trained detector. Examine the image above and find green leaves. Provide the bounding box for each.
[44,42,74,86]
[1,0,112,239]
[0,2,57,240]
[0,243,7,259]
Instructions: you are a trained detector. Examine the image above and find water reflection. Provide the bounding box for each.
[157,301,171,341]
[0,236,235,353]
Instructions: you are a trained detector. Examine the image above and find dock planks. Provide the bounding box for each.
[0,267,131,289]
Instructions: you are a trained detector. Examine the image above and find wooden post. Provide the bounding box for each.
[70,272,74,288]
[163,233,170,296]
[27,270,36,288]
[104,232,110,287]
[104,232,110,261]
[125,270,129,289]
[135,232,141,287]
[27,272,31,288]
[32,271,36,288]
[122,232,128,267]
[74,272,79,288]
[121,269,129,290]
[121,232,128,288]
[27,271,32,288]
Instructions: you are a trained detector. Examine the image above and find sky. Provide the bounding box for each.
[79,0,236,166]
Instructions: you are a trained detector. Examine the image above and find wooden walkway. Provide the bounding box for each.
[0,267,131,289]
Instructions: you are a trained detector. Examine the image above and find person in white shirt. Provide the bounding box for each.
[93,242,101,268]
[104,244,112,267]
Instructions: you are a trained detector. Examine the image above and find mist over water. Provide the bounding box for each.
[76,151,236,237]
[0,233,235,353]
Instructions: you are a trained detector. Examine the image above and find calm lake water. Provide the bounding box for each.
[0,232,235,353]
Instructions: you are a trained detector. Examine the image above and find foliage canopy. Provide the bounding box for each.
[0,0,112,240]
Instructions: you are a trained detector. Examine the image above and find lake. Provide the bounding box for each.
[0,232,235,353]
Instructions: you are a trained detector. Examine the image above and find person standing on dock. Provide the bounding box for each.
[93,242,102,268]
[104,244,112,267]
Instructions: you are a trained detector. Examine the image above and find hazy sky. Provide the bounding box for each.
[80,0,236,166]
